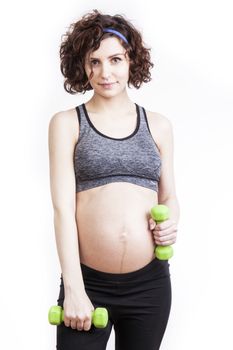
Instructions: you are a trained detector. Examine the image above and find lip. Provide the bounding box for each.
[99,82,116,88]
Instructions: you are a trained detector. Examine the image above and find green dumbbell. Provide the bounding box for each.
[150,204,174,260]
[48,305,108,328]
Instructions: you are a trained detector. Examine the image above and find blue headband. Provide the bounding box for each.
[103,28,129,44]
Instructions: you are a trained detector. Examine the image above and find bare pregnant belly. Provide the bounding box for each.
[76,182,158,273]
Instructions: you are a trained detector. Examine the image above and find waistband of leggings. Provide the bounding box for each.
[80,258,167,282]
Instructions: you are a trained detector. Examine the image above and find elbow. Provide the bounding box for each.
[158,191,178,204]
[53,204,76,217]
[161,195,179,204]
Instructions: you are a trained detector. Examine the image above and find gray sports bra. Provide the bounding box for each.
[73,103,162,192]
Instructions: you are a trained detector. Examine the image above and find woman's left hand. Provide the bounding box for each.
[148,218,178,246]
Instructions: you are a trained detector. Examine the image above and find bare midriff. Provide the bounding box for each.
[76,182,158,273]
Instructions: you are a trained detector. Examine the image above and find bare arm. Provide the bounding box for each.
[149,113,180,245]
[48,111,85,293]
[48,111,94,331]
[157,117,180,225]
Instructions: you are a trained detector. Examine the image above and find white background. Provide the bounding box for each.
[0,0,232,349]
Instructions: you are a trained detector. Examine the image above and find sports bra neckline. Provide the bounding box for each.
[82,103,140,141]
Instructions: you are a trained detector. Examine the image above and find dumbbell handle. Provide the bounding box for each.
[48,305,108,328]
[150,204,174,260]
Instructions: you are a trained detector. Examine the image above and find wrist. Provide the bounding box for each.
[62,274,85,294]
[64,282,86,296]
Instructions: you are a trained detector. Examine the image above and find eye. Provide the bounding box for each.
[90,59,99,66]
[112,57,122,63]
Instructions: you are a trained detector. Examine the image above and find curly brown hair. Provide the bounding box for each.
[60,9,154,94]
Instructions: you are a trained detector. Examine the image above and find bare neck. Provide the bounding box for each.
[86,92,135,116]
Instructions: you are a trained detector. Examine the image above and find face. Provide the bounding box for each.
[84,37,130,96]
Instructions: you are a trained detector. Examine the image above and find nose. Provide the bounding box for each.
[100,62,111,80]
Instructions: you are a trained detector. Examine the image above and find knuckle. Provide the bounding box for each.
[76,323,83,330]
[157,234,163,241]
[77,317,84,326]
[64,316,71,327]
[76,312,85,321]
[86,315,92,322]
[70,320,77,329]
[81,315,91,323]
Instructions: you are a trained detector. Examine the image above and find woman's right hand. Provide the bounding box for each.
[63,289,94,331]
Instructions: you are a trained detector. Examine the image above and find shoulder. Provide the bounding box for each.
[48,107,79,143]
[145,109,173,131]
[49,107,78,128]
[144,109,173,150]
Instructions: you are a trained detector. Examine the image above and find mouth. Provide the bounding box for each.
[99,82,117,88]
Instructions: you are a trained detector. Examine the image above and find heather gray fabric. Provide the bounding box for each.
[73,103,161,192]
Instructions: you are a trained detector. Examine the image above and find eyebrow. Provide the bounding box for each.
[89,53,125,60]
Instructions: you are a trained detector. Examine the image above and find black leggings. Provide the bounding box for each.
[56,258,172,350]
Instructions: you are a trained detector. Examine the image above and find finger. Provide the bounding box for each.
[153,229,173,239]
[154,230,176,241]
[149,219,156,230]
[155,239,176,246]
[155,234,177,245]
[64,321,70,327]
[76,319,84,331]
[64,318,71,327]
[83,318,92,331]
[155,220,177,231]
[154,224,178,236]
[156,230,177,239]
[154,223,171,231]
[70,319,78,329]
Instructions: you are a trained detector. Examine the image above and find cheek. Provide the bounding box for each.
[117,66,130,79]
[85,67,94,81]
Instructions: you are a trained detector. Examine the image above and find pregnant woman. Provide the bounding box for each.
[48,9,180,350]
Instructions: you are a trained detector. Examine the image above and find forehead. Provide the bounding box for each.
[89,37,126,58]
